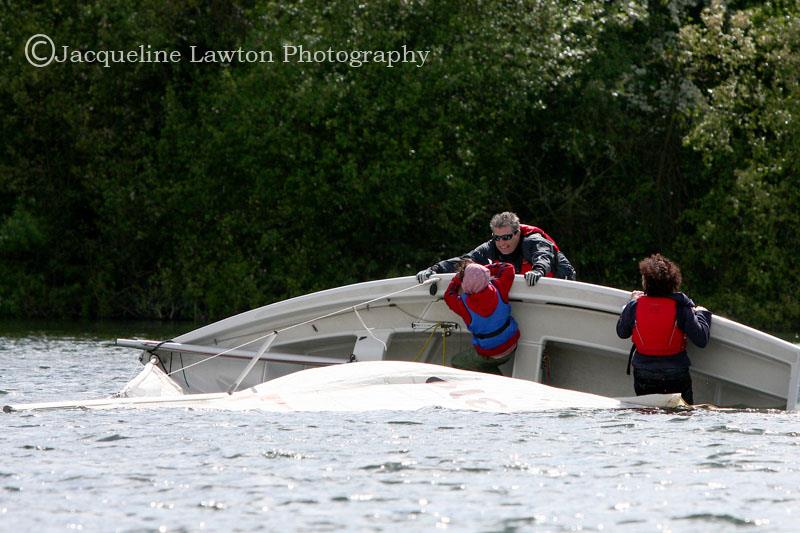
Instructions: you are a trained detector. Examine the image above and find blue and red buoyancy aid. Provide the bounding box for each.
[461,289,519,353]
[632,296,687,356]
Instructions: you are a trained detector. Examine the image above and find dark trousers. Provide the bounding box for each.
[633,367,693,404]
[451,348,514,375]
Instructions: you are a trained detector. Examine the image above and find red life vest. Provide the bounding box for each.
[632,296,687,356]
[491,224,561,275]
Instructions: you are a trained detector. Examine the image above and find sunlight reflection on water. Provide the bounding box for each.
[2,328,800,531]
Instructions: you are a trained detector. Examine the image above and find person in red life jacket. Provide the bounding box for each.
[616,253,712,404]
[444,260,520,375]
[416,211,576,286]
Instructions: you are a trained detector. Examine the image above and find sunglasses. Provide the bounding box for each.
[491,230,518,242]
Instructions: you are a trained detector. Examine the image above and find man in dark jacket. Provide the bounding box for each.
[416,211,576,286]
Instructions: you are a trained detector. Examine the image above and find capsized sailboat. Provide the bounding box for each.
[5,275,798,412]
[109,275,799,410]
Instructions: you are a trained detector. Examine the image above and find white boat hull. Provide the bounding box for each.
[118,276,800,410]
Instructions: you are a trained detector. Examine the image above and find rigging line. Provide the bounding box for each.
[418,299,436,322]
[146,339,173,356]
[210,300,420,346]
[144,339,171,374]
[353,307,387,351]
[165,278,438,375]
[389,301,443,322]
[166,332,279,376]
[442,328,446,366]
[179,352,190,389]
[414,324,439,363]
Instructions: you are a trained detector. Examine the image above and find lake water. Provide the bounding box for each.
[2,323,800,532]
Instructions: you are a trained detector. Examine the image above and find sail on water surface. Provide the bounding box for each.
[3,360,686,413]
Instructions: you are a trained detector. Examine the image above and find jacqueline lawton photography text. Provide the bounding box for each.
[24,34,430,69]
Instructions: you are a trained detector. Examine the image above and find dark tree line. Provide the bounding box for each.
[1,0,798,331]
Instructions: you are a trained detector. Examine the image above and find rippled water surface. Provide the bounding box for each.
[2,324,800,532]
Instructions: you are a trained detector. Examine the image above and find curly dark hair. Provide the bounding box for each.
[639,253,682,296]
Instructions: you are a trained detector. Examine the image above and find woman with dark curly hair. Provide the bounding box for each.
[616,254,712,404]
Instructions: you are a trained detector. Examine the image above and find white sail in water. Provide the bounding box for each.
[117,359,185,398]
[4,361,685,413]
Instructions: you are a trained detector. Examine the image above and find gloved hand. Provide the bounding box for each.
[524,270,543,286]
[416,268,434,284]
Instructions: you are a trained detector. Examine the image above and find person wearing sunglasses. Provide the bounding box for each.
[444,259,519,375]
[416,211,576,286]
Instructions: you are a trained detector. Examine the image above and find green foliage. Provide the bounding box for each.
[0,0,798,330]
[674,1,800,327]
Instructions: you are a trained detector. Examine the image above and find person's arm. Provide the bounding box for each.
[488,262,516,300]
[679,305,712,348]
[431,241,493,274]
[616,300,637,339]
[521,235,556,275]
[443,274,471,324]
[554,251,577,280]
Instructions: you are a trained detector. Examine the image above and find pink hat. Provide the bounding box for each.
[462,263,490,294]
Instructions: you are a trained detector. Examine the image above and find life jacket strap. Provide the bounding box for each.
[626,345,635,375]
[473,316,512,339]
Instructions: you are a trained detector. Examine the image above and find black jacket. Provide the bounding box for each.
[430,232,576,279]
